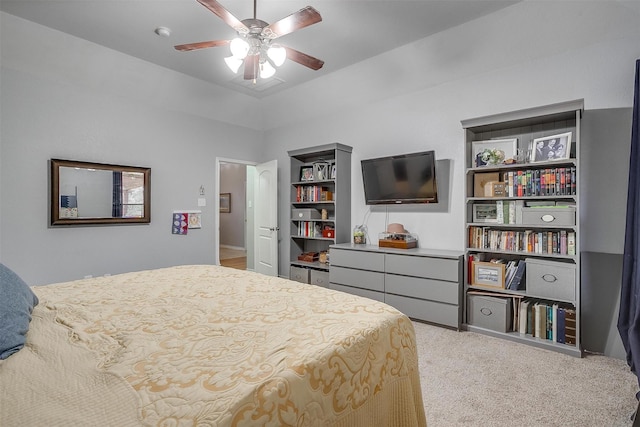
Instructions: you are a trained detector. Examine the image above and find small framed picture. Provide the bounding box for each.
[330,163,336,179]
[530,132,572,162]
[300,166,314,182]
[219,193,230,213]
[471,138,518,167]
[472,261,506,289]
[472,203,498,223]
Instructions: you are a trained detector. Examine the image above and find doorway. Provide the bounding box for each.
[217,159,256,271]
[215,157,278,275]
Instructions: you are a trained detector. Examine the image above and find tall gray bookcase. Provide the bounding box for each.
[461,99,583,357]
[288,143,352,285]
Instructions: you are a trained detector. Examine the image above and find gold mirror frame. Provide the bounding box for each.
[50,159,151,226]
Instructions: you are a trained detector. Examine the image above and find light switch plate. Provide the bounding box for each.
[198,198,206,207]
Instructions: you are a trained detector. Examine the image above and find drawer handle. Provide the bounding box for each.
[541,214,556,222]
[542,274,558,283]
[480,307,493,316]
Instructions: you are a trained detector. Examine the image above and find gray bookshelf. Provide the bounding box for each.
[461,99,583,357]
[288,143,352,285]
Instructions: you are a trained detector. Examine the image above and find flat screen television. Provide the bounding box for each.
[361,150,438,205]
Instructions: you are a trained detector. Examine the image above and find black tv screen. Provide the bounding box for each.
[361,150,438,205]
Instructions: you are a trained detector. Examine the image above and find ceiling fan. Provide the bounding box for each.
[175,0,324,81]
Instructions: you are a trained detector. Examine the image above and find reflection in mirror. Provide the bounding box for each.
[50,159,151,225]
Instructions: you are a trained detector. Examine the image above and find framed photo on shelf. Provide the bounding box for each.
[219,193,231,213]
[472,261,506,289]
[300,166,314,182]
[472,203,498,223]
[530,132,572,162]
[330,163,336,179]
[471,138,518,167]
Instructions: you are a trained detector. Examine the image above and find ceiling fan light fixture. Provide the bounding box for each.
[267,45,286,67]
[259,61,276,79]
[224,56,243,73]
[177,0,324,81]
[230,37,249,59]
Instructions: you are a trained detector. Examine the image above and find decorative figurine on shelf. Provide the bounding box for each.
[353,225,367,244]
[313,161,329,181]
[480,148,505,165]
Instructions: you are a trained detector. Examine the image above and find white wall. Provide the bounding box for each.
[0,13,265,285]
[262,0,640,276]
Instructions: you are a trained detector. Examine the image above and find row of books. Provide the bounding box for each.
[516,299,577,346]
[468,226,576,255]
[296,221,324,238]
[295,185,333,203]
[501,167,576,197]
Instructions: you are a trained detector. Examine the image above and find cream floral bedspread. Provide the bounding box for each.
[0,265,426,427]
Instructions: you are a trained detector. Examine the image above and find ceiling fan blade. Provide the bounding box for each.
[262,6,322,39]
[244,55,259,80]
[196,0,249,34]
[283,46,324,70]
[174,40,230,51]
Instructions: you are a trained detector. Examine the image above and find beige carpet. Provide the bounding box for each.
[413,321,638,426]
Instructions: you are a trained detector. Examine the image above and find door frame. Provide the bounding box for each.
[215,157,257,266]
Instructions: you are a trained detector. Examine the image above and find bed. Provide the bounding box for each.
[0,264,426,426]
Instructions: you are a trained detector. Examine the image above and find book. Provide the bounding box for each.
[564,307,577,345]
[552,303,559,342]
[515,200,524,224]
[567,232,576,255]
[509,259,526,291]
[527,301,535,335]
[556,307,566,344]
[496,200,504,224]
[534,302,547,338]
[519,300,530,334]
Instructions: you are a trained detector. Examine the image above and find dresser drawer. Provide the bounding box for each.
[385,294,459,328]
[330,266,384,292]
[329,283,385,302]
[330,248,385,272]
[525,258,576,302]
[385,254,459,282]
[385,274,459,305]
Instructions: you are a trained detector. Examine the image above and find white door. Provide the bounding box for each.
[254,160,278,276]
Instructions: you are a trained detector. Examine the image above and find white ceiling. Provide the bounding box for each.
[0,0,518,98]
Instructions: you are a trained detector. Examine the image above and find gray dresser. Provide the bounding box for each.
[329,243,464,329]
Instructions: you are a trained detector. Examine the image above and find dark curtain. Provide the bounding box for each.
[618,59,640,401]
[112,171,123,217]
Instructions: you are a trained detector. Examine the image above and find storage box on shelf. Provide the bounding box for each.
[288,143,352,283]
[461,99,583,357]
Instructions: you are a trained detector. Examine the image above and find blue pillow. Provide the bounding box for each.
[0,263,39,359]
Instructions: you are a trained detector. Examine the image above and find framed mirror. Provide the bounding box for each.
[50,159,151,226]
